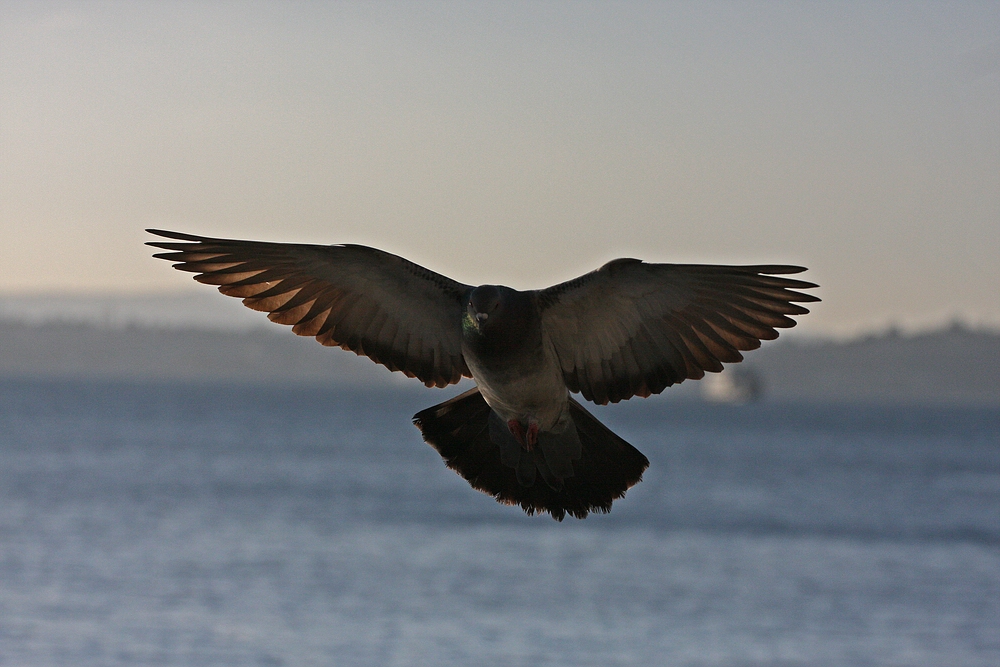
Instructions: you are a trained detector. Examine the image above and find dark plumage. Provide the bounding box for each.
[147,229,820,520]
[413,389,649,520]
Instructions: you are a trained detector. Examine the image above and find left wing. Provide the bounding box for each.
[537,259,819,404]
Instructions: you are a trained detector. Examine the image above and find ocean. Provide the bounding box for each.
[0,378,997,666]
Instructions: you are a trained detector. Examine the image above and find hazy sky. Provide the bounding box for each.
[1,1,997,337]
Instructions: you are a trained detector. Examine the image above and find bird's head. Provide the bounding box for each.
[465,284,503,334]
[463,284,538,352]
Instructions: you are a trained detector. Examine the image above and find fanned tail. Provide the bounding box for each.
[413,388,649,521]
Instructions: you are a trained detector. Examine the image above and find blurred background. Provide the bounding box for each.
[0,2,998,665]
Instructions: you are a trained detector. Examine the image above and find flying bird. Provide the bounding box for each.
[147,229,819,520]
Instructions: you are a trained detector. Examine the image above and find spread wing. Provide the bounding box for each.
[538,259,819,404]
[147,229,472,387]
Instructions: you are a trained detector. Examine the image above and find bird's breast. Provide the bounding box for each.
[462,337,568,430]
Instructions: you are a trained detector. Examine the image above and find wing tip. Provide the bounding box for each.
[758,264,809,275]
[145,229,216,245]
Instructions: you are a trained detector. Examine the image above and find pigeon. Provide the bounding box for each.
[147,229,819,520]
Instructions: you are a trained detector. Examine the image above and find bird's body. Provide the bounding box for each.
[462,287,566,432]
[147,229,819,520]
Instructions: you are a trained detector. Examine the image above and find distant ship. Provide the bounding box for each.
[701,367,763,404]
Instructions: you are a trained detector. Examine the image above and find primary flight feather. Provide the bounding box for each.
[147,229,819,520]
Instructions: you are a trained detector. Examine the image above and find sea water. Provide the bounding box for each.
[0,379,997,666]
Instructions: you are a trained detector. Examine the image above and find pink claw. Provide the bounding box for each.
[507,419,525,446]
[507,419,539,451]
[526,422,539,451]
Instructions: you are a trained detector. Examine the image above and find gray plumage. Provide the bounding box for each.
[147,229,819,520]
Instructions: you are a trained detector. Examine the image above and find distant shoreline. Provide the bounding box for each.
[1,319,996,407]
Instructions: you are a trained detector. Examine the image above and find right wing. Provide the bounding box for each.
[147,229,472,387]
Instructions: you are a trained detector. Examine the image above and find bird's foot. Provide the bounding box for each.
[507,419,539,451]
[507,419,525,447]
[526,421,539,451]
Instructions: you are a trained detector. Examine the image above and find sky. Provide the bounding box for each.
[1,1,997,338]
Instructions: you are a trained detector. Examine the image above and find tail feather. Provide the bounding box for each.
[413,388,649,520]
